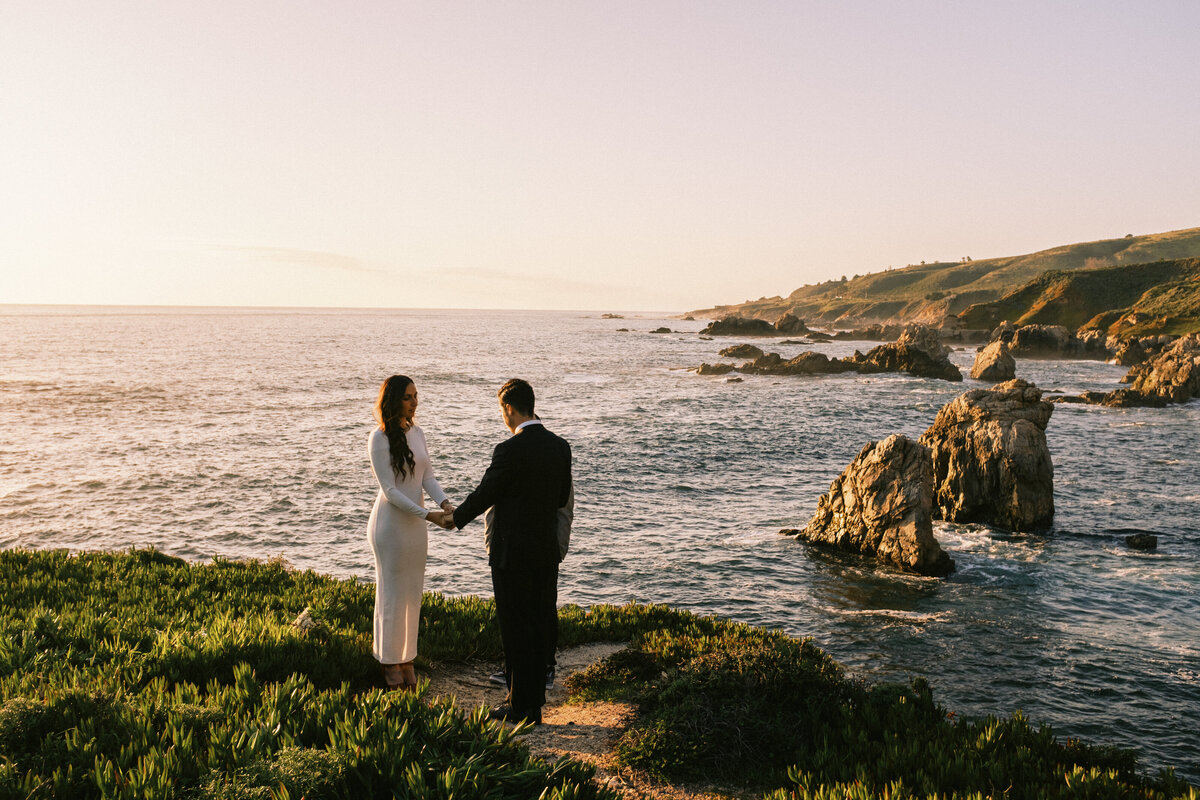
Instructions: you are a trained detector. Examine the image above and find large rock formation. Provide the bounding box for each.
[790,434,954,576]
[1120,333,1200,404]
[990,322,1112,359]
[700,316,779,337]
[970,340,1016,382]
[1051,333,1199,407]
[848,324,963,381]
[1010,324,1074,356]
[919,379,1054,531]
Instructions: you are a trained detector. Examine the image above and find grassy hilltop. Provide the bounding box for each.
[691,227,1200,334]
[1,548,1195,799]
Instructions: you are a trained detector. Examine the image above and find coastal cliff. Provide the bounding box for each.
[689,227,1200,339]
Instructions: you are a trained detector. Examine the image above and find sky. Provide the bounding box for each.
[2,2,1199,312]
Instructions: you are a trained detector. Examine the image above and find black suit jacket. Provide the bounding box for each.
[453,423,572,570]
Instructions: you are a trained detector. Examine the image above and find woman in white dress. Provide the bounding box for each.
[368,375,454,690]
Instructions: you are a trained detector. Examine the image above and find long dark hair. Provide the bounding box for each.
[374,375,416,479]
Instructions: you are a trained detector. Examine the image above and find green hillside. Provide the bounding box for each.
[691,226,1200,330]
[957,259,1200,336]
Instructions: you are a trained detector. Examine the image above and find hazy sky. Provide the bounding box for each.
[3,2,1198,311]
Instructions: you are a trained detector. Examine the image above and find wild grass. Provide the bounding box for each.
[1,548,1194,799]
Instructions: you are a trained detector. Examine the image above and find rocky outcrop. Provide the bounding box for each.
[990,322,1110,360]
[696,325,961,382]
[719,344,765,359]
[1052,333,1200,407]
[1011,324,1074,356]
[695,362,736,376]
[774,313,810,335]
[833,323,905,342]
[848,324,963,381]
[1113,338,1149,366]
[970,340,1016,382]
[700,316,779,336]
[919,379,1055,531]
[788,434,954,577]
[1120,333,1200,404]
[736,351,854,376]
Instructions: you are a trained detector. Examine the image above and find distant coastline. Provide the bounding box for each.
[688,226,1200,340]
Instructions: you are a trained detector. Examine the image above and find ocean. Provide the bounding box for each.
[2,305,1197,781]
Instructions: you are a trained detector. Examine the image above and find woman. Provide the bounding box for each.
[367,375,454,690]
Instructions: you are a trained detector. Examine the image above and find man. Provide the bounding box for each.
[484,475,574,690]
[452,379,573,725]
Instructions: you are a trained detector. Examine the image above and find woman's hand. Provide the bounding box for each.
[426,509,456,530]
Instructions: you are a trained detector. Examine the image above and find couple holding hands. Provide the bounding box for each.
[367,375,573,725]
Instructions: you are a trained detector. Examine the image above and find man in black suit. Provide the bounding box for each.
[452,379,572,724]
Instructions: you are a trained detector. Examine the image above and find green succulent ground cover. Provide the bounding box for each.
[1,548,1195,799]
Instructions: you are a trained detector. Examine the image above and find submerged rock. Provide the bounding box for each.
[1125,533,1158,551]
[970,340,1016,382]
[792,434,954,576]
[700,315,779,337]
[919,379,1054,531]
[695,362,736,376]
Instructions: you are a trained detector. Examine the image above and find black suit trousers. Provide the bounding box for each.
[491,562,557,718]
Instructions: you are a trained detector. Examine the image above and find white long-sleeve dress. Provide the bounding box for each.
[367,425,448,664]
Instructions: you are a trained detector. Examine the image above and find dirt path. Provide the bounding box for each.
[420,643,737,800]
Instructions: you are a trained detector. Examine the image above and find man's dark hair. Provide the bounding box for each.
[497,378,535,417]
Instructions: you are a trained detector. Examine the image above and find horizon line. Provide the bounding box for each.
[0,301,691,316]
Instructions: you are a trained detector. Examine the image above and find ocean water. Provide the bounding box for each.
[2,305,1198,781]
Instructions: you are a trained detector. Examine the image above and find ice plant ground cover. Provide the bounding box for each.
[0,548,1194,799]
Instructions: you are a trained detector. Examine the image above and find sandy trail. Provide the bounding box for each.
[420,642,737,800]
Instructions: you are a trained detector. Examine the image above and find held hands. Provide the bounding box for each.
[427,505,457,530]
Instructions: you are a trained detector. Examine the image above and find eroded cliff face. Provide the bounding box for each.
[919,379,1055,532]
[792,434,954,577]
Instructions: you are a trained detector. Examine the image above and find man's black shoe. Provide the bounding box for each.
[487,703,541,725]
